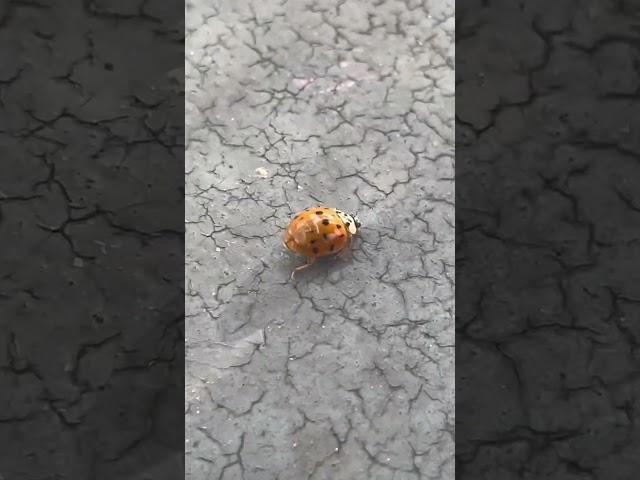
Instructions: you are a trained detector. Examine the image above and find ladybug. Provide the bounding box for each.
[283,206,361,279]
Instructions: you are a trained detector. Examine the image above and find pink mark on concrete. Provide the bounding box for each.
[336,80,357,91]
[292,77,315,88]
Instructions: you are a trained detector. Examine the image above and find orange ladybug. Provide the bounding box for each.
[283,206,361,279]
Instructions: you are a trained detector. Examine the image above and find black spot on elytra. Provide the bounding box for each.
[312,247,319,254]
[310,239,316,244]
[336,224,342,229]
[315,211,323,215]
[322,219,330,225]
[346,222,351,227]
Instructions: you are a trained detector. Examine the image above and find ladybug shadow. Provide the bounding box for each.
[288,236,361,283]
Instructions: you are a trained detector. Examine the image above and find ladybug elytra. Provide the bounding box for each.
[283,206,361,279]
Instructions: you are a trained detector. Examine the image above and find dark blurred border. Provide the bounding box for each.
[0,1,184,478]
[457,1,640,478]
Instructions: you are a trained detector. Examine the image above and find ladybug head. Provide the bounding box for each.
[336,209,361,234]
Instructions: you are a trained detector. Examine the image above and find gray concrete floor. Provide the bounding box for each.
[185,1,454,479]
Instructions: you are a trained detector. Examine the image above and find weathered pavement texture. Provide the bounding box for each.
[457,1,640,479]
[1,2,183,479]
[185,1,454,479]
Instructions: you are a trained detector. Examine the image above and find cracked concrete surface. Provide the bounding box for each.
[185,0,454,479]
[1,1,183,479]
[457,1,640,478]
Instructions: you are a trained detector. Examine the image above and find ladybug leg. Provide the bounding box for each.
[291,257,315,281]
